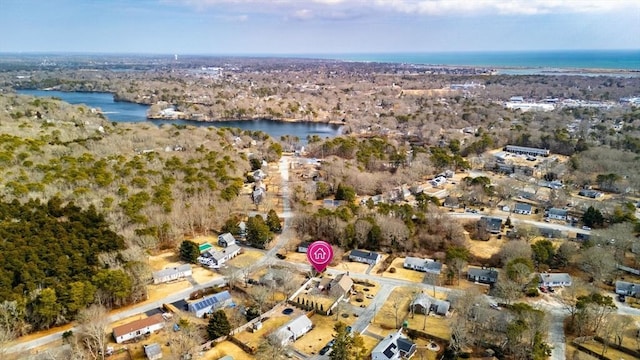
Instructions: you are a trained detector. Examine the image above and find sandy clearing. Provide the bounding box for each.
[147,280,191,301]
[148,251,181,271]
[192,266,222,284]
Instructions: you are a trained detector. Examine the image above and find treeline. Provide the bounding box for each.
[0,197,133,332]
[292,200,466,254]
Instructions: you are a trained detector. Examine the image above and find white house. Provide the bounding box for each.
[513,203,532,215]
[188,291,233,318]
[539,273,572,287]
[198,244,241,269]
[349,249,381,265]
[218,232,236,247]
[112,314,165,344]
[371,330,416,360]
[547,208,568,221]
[403,257,442,274]
[152,264,192,284]
[271,315,313,346]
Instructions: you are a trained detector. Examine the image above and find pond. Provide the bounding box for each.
[17,89,343,143]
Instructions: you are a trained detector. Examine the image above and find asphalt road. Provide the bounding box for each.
[448,212,591,236]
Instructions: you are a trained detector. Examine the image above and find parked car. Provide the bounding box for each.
[539,286,548,293]
[319,346,331,355]
[618,294,626,303]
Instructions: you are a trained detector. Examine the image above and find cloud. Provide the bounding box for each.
[167,0,639,17]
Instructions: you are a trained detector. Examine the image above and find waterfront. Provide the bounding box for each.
[17,90,343,143]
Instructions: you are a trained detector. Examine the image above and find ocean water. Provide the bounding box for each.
[292,50,640,71]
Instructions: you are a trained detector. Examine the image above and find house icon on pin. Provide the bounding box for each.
[314,248,326,261]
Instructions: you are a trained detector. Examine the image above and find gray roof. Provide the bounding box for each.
[144,343,162,358]
[404,257,442,273]
[189,291,232,312]
[152,264,191,281]
[480,216,502,231]
[548,208,568,216]
[468,267,498,281]
[273,315,313,341]
[514,203,532,212]
[615,281,638,294]
[218,232,236,244]
[350,249,380,261]
[211,244,241,262]
[372,331,415,359]
[410,293,450,315]
[539,273,572,284]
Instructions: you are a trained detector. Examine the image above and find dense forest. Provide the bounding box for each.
[0,198,126,331]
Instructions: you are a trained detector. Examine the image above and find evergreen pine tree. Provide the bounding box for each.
[207,310,231,340]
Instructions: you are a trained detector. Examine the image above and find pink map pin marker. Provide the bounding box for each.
[307,241,334,273]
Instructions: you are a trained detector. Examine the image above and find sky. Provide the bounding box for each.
[0,0,639,54]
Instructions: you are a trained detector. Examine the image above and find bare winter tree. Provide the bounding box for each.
[579,246,616,284]
[77,305,110,360]
[168,317,203,360]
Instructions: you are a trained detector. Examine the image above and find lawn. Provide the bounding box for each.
[292,313,355,355]
[373,287,416,330]
[147,280,191,303]
[466,234,506,259]
[350,282,379,308]
[202,340,255,360]
[405,314,451,340]
[382,257,428,283]
[361,334,384,357]
[578,339,634,360]
[227,249,265,268]
[233,315,291,351]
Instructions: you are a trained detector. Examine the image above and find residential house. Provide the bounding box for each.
[238,221,246,239]
[467,267,498,285]
[152,264,192,284]
[479,216,503,234]
[329,274,354,299]
[112,314,165,344]
[349,250,382,265]
[513,203,532,215]
[252,188,265,205]
[253,169,267,181]
[197,244,241,268]
[579,189,604,199]
[547,208,568,221]
[410,293,450,316]
[403,257,442,275]
[297,242,310,253]
[218,232,236,247]
[615,281,639,297]
[371,329,416,360]
[443,196,459,209]
[539,273,572,287]
[504,145,550,157]
[539,227,562,239]
[272,315,313,346]
[144,343,163,360]
[188,291,233,318]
